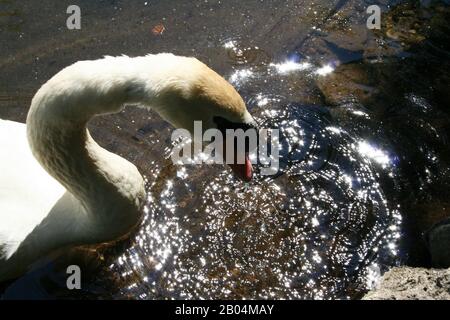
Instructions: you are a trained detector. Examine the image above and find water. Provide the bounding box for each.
[1,0,449,299]
[106,104,402,300]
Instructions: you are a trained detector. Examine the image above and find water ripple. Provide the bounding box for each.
[109,99,401,299]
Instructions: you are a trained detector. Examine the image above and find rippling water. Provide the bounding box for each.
[1,0,449,299]
[109,110,401,299]
[100,40,403,300]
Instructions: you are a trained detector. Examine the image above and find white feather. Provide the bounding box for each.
[0,120,65,259]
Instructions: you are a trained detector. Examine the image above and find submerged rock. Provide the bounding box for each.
[363,267,450,300]
[426,219,450,268]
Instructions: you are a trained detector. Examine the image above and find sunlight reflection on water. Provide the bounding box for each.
[108,40,402,299]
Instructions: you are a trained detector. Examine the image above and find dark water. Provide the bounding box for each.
[1,0,449,299]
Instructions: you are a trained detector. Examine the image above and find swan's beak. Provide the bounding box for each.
[228,153,253,182]
[229,118,258,182]
[213,116,257,182]
[221,140,253,182]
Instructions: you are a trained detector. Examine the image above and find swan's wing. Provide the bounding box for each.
[0,119,66,260]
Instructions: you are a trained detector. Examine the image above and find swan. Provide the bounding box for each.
[0,54,256,282]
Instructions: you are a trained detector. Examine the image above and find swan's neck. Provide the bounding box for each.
[25,55,185,243]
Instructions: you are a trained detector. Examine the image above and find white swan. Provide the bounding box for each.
[0,54,255,282]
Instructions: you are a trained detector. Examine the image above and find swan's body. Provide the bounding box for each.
[0,54,255,281]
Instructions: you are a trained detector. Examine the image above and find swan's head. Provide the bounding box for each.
[153,56,257,181]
